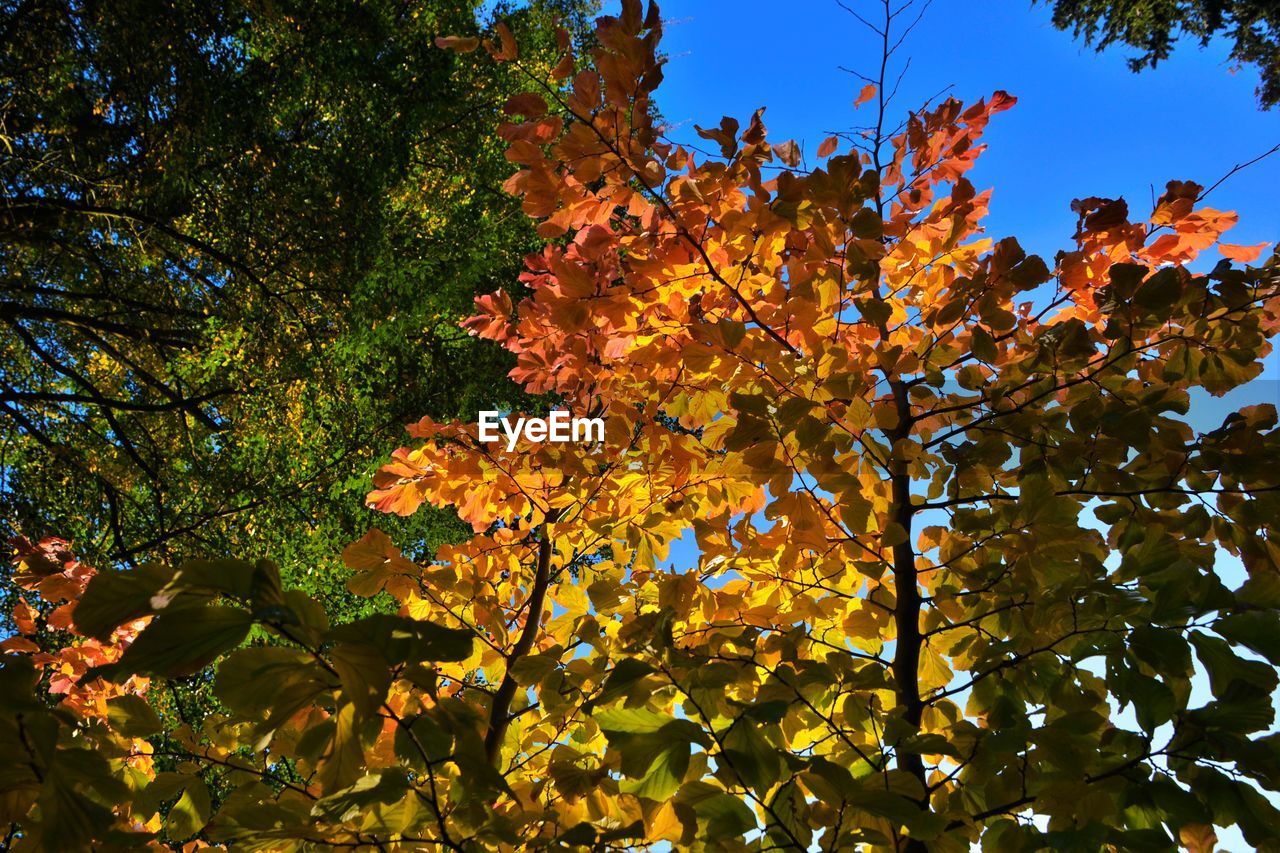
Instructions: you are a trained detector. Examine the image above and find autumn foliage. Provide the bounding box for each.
[5,1,1280,850]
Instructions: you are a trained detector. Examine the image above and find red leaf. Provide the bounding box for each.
[1219,241,1270,263]
[12,598,36,634]
[434,35,479,53]
[504,93,547,118]
[486,22,518,61]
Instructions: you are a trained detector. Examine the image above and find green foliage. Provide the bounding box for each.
[0,0,594,610]
[1039,0,1280,107]
[1,553,490,848]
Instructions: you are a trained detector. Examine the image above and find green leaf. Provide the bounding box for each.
[392,714,452,769]
[686,788,752,840]
[74,562,170,640]
[311,771,409,823]
[597,658,655,704]
[1190,631,1278,698]
[618,741,688,801]
[105,695,162,737]
[131,772,188,820]
[1216,611,1280,666]
[970,326,998,362]
[1134,267,1181,314]
[1127,673,1176,733]
[1188,692,1275,733]
[510,653,558,686]
[165,775,211,841]
[595,707,674,734]
[331,642,392,722]
[214,646,318,715]
[0,655,41,713]
[768,778,813,848]
[168,557,255,598]
[317,702,366,792]
[36,775,115,850]
[1128,626,1192,677]
[721,718,781,794]
[326,614,473,665]
[97,606,252,679]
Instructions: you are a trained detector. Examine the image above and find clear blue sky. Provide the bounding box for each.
[644,0,1278,262]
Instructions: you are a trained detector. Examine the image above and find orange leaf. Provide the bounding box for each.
[462,290,515,341]
[817,135,839,158]
[1179,824,1216,853]
[1219,241,1270,263]
[13,598,36,634]
[0,636,40,653]
[46,602,75,631]
[434,35,479,53]
[855,84,876,108]
[488,22,518,61]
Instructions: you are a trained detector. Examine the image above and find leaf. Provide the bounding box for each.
[595,706,675,734]
[1215,611,1280,665]
[1128,626,1192,677]
[817,136,839,157]
[97,606,252,679]
[318,702,367,792]
[36,776,115,850]
[311,771,410,823]
[131,772,188,820]
[691,791,756,839]
[598,658,655,704]
[326,613,473,664]
[487,22,518,61]
[768,779,813,848]
[74,562,169,640]
[331,642,393,721]
[919,646,953,692]
[644,798,688,843]
[503,92,548,118]
[214,646,318,715]
[1218,241,1269,263]
[1133,267,1181,313]
[1190,631,1278,698]
[1179,823,1217,853]
[721,718,780,794]
[695,116,740,158]
[855,83,877,107]
[970,327,998,362]
[165,775,211,841]
[619,740,689,801]
[12,598,36,634]
[105,695,162,737]
[774,139,801,167]
[434,35,479,53]
[0,655,40,713]
[1127,673,1176,733]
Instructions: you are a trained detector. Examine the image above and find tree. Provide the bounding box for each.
[1037,0,1280,108]
[9,0,1280,849]
[0,0,592,596]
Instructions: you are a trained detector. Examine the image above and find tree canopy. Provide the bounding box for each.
[0,0,592,605]
[3,1,1279,850]
[1039,0,1280,108]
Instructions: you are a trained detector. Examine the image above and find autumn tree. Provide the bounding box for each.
[9,1,1280,850]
